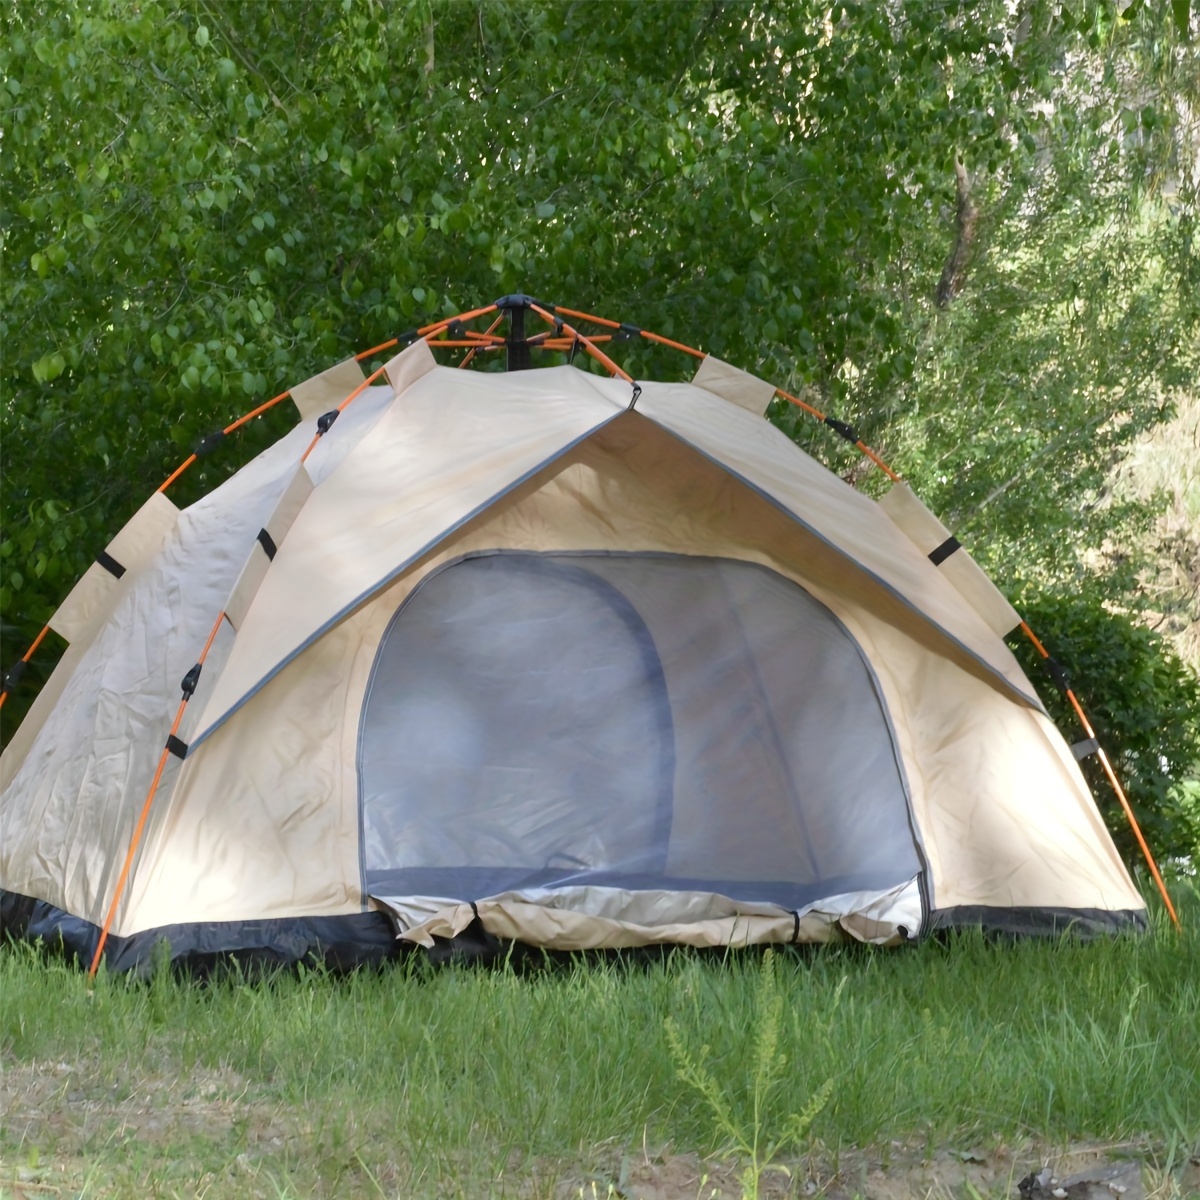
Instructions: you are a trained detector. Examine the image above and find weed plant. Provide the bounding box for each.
[666,949,834,1199]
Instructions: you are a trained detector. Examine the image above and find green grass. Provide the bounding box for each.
[2,883,1199,1198]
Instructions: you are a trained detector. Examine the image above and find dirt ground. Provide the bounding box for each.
[559,1140,1188,1200]
[2,1057,1197,1199]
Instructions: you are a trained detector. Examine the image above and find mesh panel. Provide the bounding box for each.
[360,553,919,909]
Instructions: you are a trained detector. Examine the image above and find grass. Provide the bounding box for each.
[2,882,1199,1198]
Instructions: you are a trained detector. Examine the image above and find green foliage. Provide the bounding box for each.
[2,0,1187,628]
[665,949,833,1198]
[1010,593,1200,864]
[1,0,1197,862]
[884,199,1190,597]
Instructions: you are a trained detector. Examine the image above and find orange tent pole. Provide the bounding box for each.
[528,304,634,383]
[355,337,400,362]
[551,305,623,331]
[157,453,200,495]
[460,314,506,369]
[1018,620,1180,929]
[417,303,500,336]
[157,389,295,495]
[299,362,390,464]
[638,329,706,360]
[0,624,51,711]
[86,610,226,978]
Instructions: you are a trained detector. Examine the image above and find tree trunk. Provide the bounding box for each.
[936,157,978,307]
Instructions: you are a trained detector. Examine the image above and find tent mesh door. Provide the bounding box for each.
[359,552,919,910]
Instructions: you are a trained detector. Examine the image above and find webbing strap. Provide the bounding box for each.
[928,535,961,566]
[96,550,126,579]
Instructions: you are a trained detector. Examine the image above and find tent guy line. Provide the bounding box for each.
[0,295,1180,948]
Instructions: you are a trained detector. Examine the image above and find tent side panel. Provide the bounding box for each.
[122,597,375,935]
[0,410,365,926]
[188,366,624,748]
[852,614,1143,915]
[629,379,1040,708]
[2,494,180,791]
[117,412,1140,937]
[0,638,89,795]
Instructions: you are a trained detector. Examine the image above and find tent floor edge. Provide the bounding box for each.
[2,891,1151,976]
[925,904,1149,939]
[0,890,402,977]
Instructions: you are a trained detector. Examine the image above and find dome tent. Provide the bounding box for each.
[0,296,1164,974]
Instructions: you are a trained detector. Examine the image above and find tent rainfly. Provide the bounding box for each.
[0,296,1173,974]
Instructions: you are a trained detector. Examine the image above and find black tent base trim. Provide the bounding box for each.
[1,891,1149,976]
[928,904,1148,938]
[0,891,401,977]
[0,891,732,975]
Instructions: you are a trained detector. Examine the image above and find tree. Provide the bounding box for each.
[2,0,1197,855]
[1011,594,1200,864]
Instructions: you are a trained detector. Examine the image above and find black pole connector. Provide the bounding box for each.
[316,409,339,436]
[627,383,643,412]
[3,659,28,692]
[492,293,549,310]
[166,734,189,759]
[194,430,227,458]
[616,323,642,341]
[505,304,532,372]
[1043,657,1071,694]
[824,416,861,444]
[180,662,203,698]
[447,319,466,339]
[396,328,420,346]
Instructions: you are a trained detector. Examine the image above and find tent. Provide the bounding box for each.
[0,297,1158,973]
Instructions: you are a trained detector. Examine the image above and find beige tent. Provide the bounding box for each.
[0,321,1147,971]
